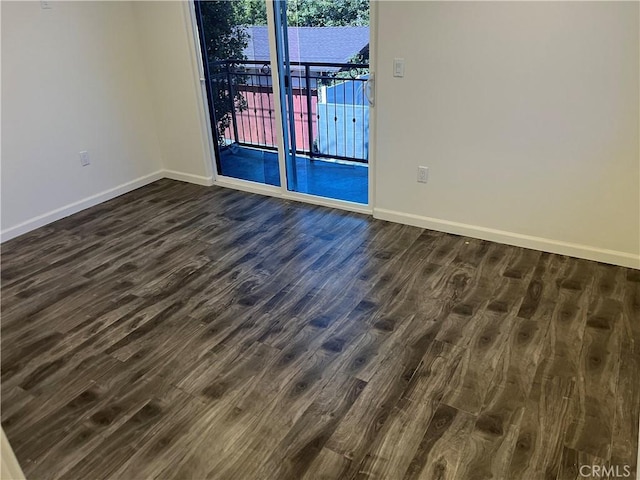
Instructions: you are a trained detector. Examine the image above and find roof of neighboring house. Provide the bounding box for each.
[243,26,369,64]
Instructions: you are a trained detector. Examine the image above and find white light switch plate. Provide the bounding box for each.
[79,151,90,166]
[393,58,405,78]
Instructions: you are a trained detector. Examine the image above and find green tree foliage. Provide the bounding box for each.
[287,0,369,27]
[198,1,249,141]
[235,0,268,25]
[234,0,369,28]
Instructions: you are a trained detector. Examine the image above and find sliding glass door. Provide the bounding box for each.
[194,0,371,205]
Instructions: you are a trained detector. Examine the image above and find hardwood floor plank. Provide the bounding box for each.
[301,448,353,480]
[538,287,592,380]
[479,318,548,426]
[622,275,640,345]
[58,387,193,480]
[402,403,475,480]
[506,375,574,480]
[104,393,207,480]
[439,321,537,480]
[450,317,551,479]
[453,419,522,480]
[322,343,425,477]
[565,297,622,459]
[258,375,367,480]
[556,446,609,480]
[1,353,122,438]
[175,341,280,400]
[1,180,637,480]
[16,372,182,479]
[0,386,34,421]
[5,299,176,395]
[351,341,463,480]
[610,340,640,478]
[441,308,514,415]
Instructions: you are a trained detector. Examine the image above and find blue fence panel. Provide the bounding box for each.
[324,77,368,105]
[316,103,369,161]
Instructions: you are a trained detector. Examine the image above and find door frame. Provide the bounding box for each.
[186,0,377,215]
[1,429,26,480]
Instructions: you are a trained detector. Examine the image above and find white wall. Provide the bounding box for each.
[133,1,213,184]
[373,1,640,268]
[1,1,164,238]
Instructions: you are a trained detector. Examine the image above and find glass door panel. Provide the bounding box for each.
[276,0,370,204]
[195,1,281,187]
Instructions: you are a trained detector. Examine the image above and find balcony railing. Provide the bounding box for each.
[208,59,370,164]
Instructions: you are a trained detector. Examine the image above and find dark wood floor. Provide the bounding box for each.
[1,179,638,480]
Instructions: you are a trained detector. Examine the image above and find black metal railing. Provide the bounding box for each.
[208,59,370,163]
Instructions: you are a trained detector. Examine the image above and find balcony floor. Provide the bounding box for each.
[219,146,368,205]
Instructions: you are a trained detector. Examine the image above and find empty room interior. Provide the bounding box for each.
[1,1,639,479]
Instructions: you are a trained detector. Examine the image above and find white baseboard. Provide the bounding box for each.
[374,208,640,270]
[0,169,213,243]
[3,171,638,270]
[0,171,164,243]
[214,176,373,215]
[163,169,214,186]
